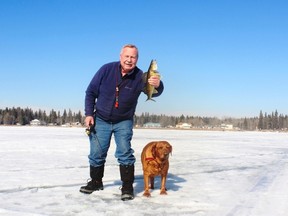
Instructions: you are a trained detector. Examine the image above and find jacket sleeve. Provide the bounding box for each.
[84,68,104,116]
[152,80,164,98]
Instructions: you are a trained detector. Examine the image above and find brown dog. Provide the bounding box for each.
[141,141,172,197]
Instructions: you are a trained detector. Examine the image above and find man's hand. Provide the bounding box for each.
[148,75,160,88]
[85,116,94,127]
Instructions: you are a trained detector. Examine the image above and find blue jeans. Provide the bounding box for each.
[88,117,136,167]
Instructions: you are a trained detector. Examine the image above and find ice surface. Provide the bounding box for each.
[1,126,288,216]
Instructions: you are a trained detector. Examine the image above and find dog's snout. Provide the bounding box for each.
[165,146,172,153]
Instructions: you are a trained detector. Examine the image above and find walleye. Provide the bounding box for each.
[143,59,161,101]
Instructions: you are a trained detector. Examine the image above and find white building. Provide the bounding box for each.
[30,119,41,126]
[30,119,46,126]
[221,124,234,130]
[176,123,192,129]
[143,122,161,128]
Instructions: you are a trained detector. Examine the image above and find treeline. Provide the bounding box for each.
[134,110,288,131]
[0,107,83,126]
[1,107,288,131]
[257,110,288,130]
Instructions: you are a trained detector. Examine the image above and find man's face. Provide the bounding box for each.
[120,47,138,74]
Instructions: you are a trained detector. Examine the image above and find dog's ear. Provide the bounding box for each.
[151,143,157,158]
[168,144,172,156]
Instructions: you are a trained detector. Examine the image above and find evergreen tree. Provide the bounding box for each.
[57,111,62,125]
[16,107,24,125]
[68,109,73,123]
[62,109,67,124]
[258,110,264,130]
[273,110,279,129]
[49,109,57,124]
[243,118,248,130]
[75,111,83,123]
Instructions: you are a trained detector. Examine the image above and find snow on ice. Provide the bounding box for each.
[1,126,288,216]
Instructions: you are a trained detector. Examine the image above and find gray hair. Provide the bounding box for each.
[120,44,139,57]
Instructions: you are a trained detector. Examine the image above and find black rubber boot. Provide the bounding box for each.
[119,165,135,201]
[80,165,104,194]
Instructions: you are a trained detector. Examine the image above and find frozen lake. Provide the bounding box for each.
[1,126,288,216]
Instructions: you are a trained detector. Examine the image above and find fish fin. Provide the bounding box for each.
[143,87,147,94]
[146,98,156,102]
[142,72,148,83]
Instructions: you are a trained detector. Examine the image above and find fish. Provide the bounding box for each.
[143,59,161,101]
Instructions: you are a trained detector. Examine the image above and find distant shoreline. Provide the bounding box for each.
[1,124,287,133]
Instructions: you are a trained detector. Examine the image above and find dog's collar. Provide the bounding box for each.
[145,157,155,161]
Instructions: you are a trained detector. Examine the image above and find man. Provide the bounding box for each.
[80,44,164,201]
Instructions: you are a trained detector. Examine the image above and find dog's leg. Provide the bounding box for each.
[150,176,155,189]
[143,174,151,197]
[160,174,168,195]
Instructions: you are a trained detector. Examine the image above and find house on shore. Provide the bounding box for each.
[30,119,46,126]
[143,122,162,128]
[176,122,192,129]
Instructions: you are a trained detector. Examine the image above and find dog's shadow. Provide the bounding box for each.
[133,173,186,195]
[111,173,185,195]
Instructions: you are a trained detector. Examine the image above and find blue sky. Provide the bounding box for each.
[1,0,287,118]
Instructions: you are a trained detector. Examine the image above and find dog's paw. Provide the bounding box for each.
[143,191,151,197]
[160,189,167,195]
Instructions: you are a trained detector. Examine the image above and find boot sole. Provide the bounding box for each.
[121,193,134,201]
[79,187,104,194]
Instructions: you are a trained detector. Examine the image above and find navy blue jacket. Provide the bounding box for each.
[85,61,164,123]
